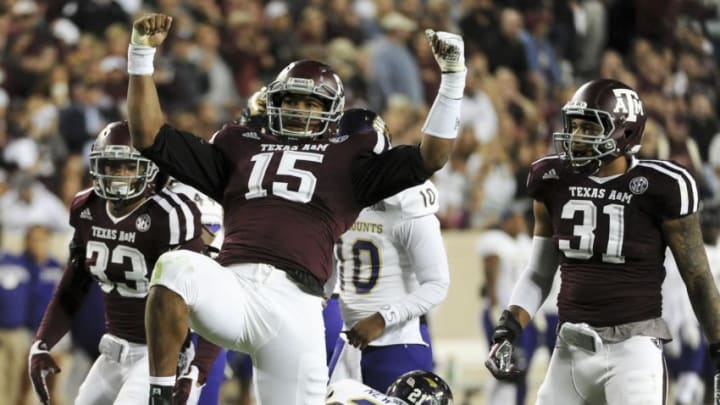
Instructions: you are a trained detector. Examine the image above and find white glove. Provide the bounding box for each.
[425,29,465,73]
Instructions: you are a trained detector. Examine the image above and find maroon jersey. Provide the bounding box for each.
[140,109,430,290]
[527,156,699,327]
[67,188,203,343]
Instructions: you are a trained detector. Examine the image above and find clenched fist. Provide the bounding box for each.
[131,13,173,47]
[425,29,465,73]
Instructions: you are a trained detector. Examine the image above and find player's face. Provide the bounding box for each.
[280,94,325,132]
[100,159,143,196]
[568,117,604,158]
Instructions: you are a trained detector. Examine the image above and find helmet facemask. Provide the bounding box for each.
[265,65,344,138]
[89,145,158,204]
[553,107,619,175]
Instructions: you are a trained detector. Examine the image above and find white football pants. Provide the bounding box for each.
[74,336,149,405]
[151,250,327,405]
[536,334,667,405]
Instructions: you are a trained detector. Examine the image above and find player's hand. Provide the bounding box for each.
[485,340,522,381]
[131,13,173,47]
[425,29,465,73]
[344,313,386,350]
[174,365,205,405]
[28,340,61,405]
[247,86,267,116]
[484,310,523,381]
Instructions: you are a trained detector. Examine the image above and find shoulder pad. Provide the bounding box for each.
[634,159,700,217]
[68,188,95,229]
[526,155,562,199]
[70,188,94,212]
[335,109,391,153]
[337,109,380,135]
[209,122,249,144]
[384,180,439,219]
[240,114,268,131]
[335,108,391,154]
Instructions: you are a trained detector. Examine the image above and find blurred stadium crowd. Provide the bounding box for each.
[2,0,720,404]
[2,0,720,231]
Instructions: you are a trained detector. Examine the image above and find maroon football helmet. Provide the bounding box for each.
[553,79,647,174]
[265,60,345,138]
[89,121,158,201]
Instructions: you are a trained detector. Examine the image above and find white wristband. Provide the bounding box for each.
[438,70,466,99]
[128,44,156,76]
[421,70,466,139]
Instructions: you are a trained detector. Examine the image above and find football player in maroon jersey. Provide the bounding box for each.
[485,79,720,404]
[27,121,220,405]
[126,13,467,405]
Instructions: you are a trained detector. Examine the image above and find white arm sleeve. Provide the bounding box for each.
[378,215,450,327]
[507,236,559,319]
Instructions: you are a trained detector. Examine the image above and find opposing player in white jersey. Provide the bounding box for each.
[329,180,450,392]
[327,370,453,405]
[477,203,537,405]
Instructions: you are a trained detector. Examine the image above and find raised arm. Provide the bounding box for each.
[419,30,467,173]
[127,13,173,150]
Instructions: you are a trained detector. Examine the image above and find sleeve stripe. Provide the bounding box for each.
[649,160,699,213]
[163,190,196,241]
[637,161,698,215]
[151,194,181,245]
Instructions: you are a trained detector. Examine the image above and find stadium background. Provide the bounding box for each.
[2,0,720,403]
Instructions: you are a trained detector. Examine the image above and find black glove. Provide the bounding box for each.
[491,310,522,345]
[485,310,523,381]
[28,340,61,405]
